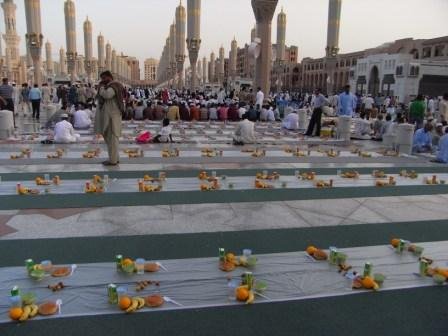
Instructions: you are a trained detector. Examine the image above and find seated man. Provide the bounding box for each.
[413,123,433,153]
[434,128,448,163]
[233,115,256,145]
[153,118,173,143]
[54,114,80,143]
[432,123,444,148]
[353,116,372,139]
[73,103,92,130]
[133,100,145,120]
[282,110,299,130]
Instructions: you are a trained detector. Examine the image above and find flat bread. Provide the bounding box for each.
[51,266,71,277]
[145,295,164,308]
[219,261,236,272]
[144,263,160,272]
[38,301,58,316]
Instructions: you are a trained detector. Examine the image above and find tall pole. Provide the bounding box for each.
[251,0,278,96]
[175,1,186,89]
[186,0,201,91]
[64,0,77,83]
[97,33,105,75]
[325,0,342,94]
[83,17,93,83]
[24,0,43,86]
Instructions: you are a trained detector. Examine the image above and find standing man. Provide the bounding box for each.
[255,87,264,110]
[305,88,329,137]
[95,71,124,166]
[0,78,15,127]
[41,83,51,106]
[29,84,42,120]
[338,85,357,117]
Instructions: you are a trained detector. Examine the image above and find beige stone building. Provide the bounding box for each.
[144,58,158,82]
[301,36,448,94]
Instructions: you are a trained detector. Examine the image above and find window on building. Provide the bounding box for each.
[434,45,445,57]
[422,47,431,58]
[409,65,420,77]
[396,65,403,76]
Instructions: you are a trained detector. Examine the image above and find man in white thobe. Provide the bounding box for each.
[54,114,80,143]
[233,116,256,145]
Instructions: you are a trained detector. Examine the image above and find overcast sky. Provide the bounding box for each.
[3,0,448,65]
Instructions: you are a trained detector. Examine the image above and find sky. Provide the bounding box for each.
[2,0,448,66]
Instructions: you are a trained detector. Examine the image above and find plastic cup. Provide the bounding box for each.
[41,260,52,274]
[211,171,217,178]
[135,258,145,275]
[103,175,109,185]
[117,286,128,299]
[44,173,50,181]
[243,249,252,257]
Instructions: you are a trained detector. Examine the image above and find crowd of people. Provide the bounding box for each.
[0,74,447,165]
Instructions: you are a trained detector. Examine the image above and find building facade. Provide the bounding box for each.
[144,58,158,83]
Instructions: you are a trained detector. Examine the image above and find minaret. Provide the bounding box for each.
[186,0,201,90]
[105,41,111,71]
[325,0,342,94]
[276,7,286,62]
[97,33,105,74]
[24,0,43,86]
[45,40,53,78]
[251,0,278,96]
[230,37,238,80]
[169,23,176,83]
[175,1,186,89]
[83,16,93,82]
[2,0,20,80]
[202,56,207,84]
[164,37,170,82]
[250,26,256,42]
[59,47,67,77]
[218,45,225,84]
[209,51,215,83]
[111,49,117,76]
[197,59,202,85]
[64,0,77,83]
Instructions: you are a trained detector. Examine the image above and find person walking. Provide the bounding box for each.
[29,84,42,120]
[94,71,124,166]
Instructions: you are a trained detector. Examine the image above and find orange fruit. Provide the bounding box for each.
[306,246,317,255]
[226,253,235,262]
[121,258,133,267]
[235,287,250,302]
[119,296,132,310]
[9,307,23,320]
[361,276,379,290]
[390,238,400,248]
[435,268,448,278]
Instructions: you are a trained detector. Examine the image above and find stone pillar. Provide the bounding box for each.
[97,33,105,74]
[325,0,342,95]
[230,38,237,81]
[209,51,215,83]
[105,41,111,71]
[251,0,278,96]
[24,0,43,86]
[169,23,176,84]
[64,0,77,83]
[186,0,201,91]
[202,56,207,84]
[45,40,53,78]
[59,47,67,77]
[2,0,21,81]
[175,1,186,89]
[83,17,93,83]
[218,46,225,85]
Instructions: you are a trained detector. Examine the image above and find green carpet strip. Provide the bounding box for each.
[1,220,447,266]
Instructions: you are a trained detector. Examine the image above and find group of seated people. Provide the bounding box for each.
[45,103,94,143]
[412,122,448,163]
